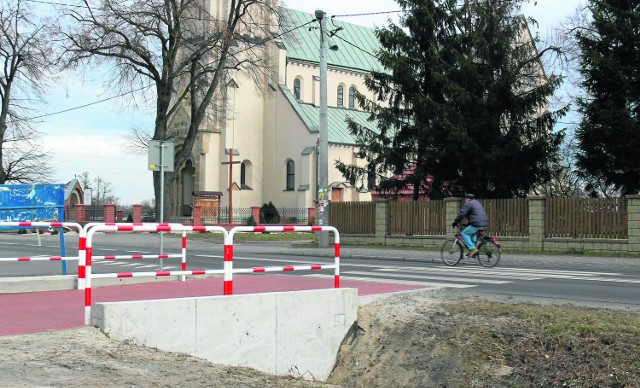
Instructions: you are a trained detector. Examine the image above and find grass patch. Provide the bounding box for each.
[441,300,640,386]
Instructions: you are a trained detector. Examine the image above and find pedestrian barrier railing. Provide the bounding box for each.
[6,222,341,325]
[0,221,82,265]
[83,223,228,325]
[224,225,341,295]
[77,222,187,290]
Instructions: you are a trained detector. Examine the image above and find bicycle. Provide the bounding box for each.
[440,225,502,267]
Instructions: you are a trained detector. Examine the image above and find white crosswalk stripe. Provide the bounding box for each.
[86,254,638,289]
[305,265,638,290]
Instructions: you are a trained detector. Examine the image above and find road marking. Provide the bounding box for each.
[344,270,510,284]
[305,274,475,289]
[378,267,542,280]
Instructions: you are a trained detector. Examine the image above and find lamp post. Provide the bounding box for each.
[315,9,329,248]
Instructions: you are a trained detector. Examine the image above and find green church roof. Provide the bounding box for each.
[279,8,385,73]
[280,85,377,146]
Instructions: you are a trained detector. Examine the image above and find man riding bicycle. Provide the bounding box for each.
[452,193,489,257]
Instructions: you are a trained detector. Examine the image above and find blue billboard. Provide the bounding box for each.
[0,183,65,222]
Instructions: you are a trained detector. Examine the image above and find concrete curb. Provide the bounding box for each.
[0,275,189,294]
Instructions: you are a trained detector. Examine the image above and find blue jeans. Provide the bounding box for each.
[461,225,480,250]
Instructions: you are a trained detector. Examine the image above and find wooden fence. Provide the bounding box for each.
[481,198,529,237]
[388,200,446,236]
[329,201,375,234]
[545,197,627,239]
[328,197,628,240]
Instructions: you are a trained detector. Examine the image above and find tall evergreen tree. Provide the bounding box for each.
[575,0,640,195]
[337,0,565,199]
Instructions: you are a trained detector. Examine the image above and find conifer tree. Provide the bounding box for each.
[337,0,566,199]
[575,0,640,195]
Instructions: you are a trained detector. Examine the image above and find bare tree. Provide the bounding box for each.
[0,0,56,183]
[57,0,280,219]
[77,171,119,205]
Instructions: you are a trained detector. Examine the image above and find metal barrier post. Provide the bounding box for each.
[223,233,234,295]
[181,231,187,282]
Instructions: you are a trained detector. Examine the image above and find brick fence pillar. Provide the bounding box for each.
[103,204,116,223]
[132,204,142,223]
[307,207,316,225]
[116,210,124,222]
[75,204,87,224]
[527,196,546,250]
[445,197,463,228]
[251,206,261,224]
[626,195,640,253]
[193,206,202,226]
[374,200,388,244]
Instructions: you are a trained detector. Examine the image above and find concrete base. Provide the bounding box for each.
[93,288,358,381]
[0,275,186,294]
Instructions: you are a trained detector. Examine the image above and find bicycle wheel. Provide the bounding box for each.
[476,239,501,268]
[440,238,463,266]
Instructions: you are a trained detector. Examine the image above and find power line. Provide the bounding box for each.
[331,10,402,19]
[13,17,315,124]
[10,85,153,124]
[332,34,377,58]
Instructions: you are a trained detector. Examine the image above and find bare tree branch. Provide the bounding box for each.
[0,0,56,183]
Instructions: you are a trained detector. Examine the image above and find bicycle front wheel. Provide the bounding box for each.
[440,238,463,266]
[476,239,501,268]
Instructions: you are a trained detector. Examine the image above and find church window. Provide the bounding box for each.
[286,160,295,190]
[337,85,344,106]
[349,86,356,108]
[293,78,301,99]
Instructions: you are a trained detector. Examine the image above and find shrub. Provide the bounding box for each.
[246,214,257,226]
[260,201,280,224]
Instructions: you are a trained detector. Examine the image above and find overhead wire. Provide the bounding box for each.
[14,3,402,124]
[13,12,318,123]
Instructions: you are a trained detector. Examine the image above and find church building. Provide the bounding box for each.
[172,6,381,212]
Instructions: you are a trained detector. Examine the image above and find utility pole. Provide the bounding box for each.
[315,9,329,248]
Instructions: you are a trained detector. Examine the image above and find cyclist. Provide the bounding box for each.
[452,193,489,257]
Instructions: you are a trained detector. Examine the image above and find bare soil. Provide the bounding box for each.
[1,289,638,387]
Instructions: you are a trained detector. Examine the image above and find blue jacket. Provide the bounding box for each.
[454,199,489,228]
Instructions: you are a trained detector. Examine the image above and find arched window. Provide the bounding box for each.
[293,78,301,99]
[240,160,253,190]
[337,85,344,106]
[286,160,295,190]
[348,86,356,108]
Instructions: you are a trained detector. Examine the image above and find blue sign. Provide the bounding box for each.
[0,183,65,222]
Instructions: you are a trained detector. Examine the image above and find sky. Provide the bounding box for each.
[36,0,583,205]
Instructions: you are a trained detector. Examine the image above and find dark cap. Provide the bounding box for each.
[465,193,476,199]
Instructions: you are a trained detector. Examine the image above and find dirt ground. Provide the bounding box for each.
[1,289,638,387]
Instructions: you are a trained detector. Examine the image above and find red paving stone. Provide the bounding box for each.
[0,275,429,336]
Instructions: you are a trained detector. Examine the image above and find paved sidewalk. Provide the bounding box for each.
[0,274,430,336]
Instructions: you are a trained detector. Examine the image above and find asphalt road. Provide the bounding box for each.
[2,231,640,312]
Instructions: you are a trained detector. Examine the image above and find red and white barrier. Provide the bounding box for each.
[0,256,76,262]
[83,223,227,325]
[0,221,82,264]
[225,225,341,295]
[78,222,186,290]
